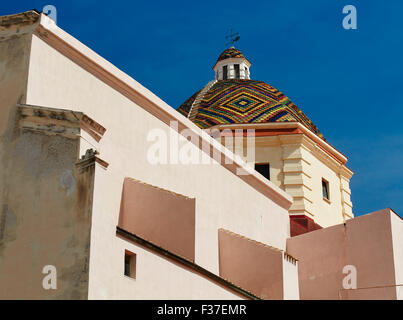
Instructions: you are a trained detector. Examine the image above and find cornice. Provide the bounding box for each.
[17,103,106,142]
[213,57,252,70]
[208,122,349,166]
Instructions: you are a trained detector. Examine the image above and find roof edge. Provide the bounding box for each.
[206,122,349,166]
[11,11,293,210]
[0,10,40,31]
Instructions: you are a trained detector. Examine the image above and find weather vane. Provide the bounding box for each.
[225,29,240,47]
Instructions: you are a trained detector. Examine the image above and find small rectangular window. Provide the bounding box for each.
[234,64,240,79]
[255,163,270,180]
[223,65,228,80]
[124,250,136,279]
[322,179,329,201]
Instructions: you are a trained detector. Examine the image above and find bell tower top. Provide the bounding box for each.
[213,47,251,80]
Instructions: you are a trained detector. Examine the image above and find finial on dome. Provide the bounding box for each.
[225,29,240,47]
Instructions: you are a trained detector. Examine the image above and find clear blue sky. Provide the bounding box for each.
[5,1,403,217]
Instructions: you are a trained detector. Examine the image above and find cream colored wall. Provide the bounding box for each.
[0,107,96,299]
[25,33,291,299]
[254,142,284,189]
[237,134,353,228]
[299,143,344,227]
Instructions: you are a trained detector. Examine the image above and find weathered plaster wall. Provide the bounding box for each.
[0,16,36,266]
[0,123,96,299]
[254,143,284,188]
[0,12,36,137]
[112,235,243,300]
[0,13,99,299]
[24,24,291,299]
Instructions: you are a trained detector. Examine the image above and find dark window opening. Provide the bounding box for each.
[234,64,240,79]
[124,250,136,279]
[255,163,270,180]
[322,179,329,200]
[223,65,228,80]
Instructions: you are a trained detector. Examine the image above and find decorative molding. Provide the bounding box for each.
[0,10,40,36]
[18,103,82,139]
[207,122,348,164]
[76,149,109,171]
[18,104,109,172]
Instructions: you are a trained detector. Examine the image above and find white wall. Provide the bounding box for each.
[89,234,243,300]
[282,254,299,300]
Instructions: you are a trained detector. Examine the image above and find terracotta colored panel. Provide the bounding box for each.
[290,219,308,237]
[290,215,322,237]
[218,229,283,299]
[287,224,346,299]
[118,178,195,261]
[287,209,397,300]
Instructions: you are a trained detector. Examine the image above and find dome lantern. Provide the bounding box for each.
[213,47,251,80]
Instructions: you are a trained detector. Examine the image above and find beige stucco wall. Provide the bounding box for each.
[105,236,244,300]
[0,17,34,263]
[298,142,345,227]
[21,18,292,299]
[254,143,284,188]
[233,134,353,228]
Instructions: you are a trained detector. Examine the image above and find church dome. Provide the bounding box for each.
[216,47,245,63]
[177,48,324,139]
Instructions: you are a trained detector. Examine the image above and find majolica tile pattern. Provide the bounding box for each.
[216,47,245,62]
[177,79,324,139]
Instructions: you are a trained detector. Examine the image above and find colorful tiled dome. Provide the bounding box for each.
[216,47,245,63]
[177,79,324,139]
